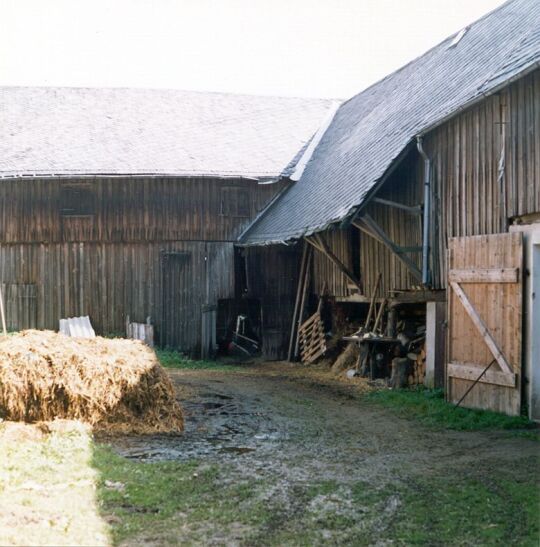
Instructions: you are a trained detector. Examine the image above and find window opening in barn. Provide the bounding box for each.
[220,186,250,217]
[60,183,96,217]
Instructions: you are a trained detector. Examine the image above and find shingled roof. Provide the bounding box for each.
[0,87,333,180]
[241,0,540,245]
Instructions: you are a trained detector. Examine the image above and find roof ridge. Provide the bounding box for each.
[0,85,334,104]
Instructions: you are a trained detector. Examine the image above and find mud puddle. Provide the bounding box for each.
[107,385,284,462]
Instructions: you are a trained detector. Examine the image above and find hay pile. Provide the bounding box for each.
[0,330,183,434]
[331,342,359,374]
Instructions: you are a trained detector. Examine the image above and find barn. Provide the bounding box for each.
[239,0,540,419]
[0,87,333,356]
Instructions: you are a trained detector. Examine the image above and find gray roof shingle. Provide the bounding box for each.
[241,0,540,245]
[0,87,333,179]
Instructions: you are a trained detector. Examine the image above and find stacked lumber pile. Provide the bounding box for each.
[408,345,426,386]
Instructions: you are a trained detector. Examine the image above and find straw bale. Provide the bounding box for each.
[0,330,183,434]
[331,343,359,374]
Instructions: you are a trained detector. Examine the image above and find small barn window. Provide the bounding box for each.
[220,187,250,217]
[60,183,95,216]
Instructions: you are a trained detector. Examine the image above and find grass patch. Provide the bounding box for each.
[156,349,246,372]
[367,387,534,431]
[94,445,538,547]
[387,473,540,546]
[0,421,110,546]
[92,445,276,545]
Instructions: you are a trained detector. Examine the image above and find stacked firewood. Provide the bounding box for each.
[408,345,426,386]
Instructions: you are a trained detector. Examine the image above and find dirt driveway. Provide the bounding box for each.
[104,363,539,545]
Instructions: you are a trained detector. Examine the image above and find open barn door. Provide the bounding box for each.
[447,233,523,416]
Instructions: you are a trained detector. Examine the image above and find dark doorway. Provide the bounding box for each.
[161,251,191,349]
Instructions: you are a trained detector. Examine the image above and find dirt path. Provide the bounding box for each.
[102,364,539,545]
[114,365,537,475]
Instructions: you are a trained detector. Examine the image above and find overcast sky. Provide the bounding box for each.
[1,0,507,99]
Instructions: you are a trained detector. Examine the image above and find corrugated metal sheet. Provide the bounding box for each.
[241,0,540,244]
[0,88,333,179]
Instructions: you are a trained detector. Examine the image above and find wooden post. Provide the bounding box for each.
[0,285,6,336]
[287,243,309,361]
[364,273,382,330]
[294,246,312,359]
[372,298,387,334]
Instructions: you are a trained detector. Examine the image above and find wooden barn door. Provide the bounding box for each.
[447,233,523,415]
[161,251,192,349]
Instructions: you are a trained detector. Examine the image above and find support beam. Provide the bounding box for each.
[373,197,422,215]
[352,219,386,246]
[355,213,423,282]
[305,234,363,293]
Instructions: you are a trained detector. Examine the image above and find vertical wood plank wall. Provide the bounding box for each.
[312,228,354,297]
[359,152,424,296]
[0,242,235,354]
[426,70,539,289]
[0,177,287,243]
[0,177,286,352]
[321,70,539,298]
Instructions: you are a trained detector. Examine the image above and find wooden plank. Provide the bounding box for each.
[450,280,513,375]
[298,311,321,330]
[358,213,423,281]
[287,243,309,361]
[294,246,313,359]
[372,197,422,215]
[448,363,516,388]
[448,268,519,283]
[299,327,324,340]
[305,234,363,293]
[0,284,7,335]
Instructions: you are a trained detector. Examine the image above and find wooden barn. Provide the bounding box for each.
[0,87,333,356]
[240,0,540,419]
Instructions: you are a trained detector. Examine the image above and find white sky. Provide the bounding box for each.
[0,0,507,99]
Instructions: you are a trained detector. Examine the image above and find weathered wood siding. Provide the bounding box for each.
[0,176,286,352]
[0,177,287,243]
[447,233,523,415]
[426,69,540,288]
[359,153,424,296]
[356,70,539,295]
[0,241,235,353]
[312,228,355,297]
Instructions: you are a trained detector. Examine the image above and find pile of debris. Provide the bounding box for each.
[328,277,427,388]
[0,330,183,434]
